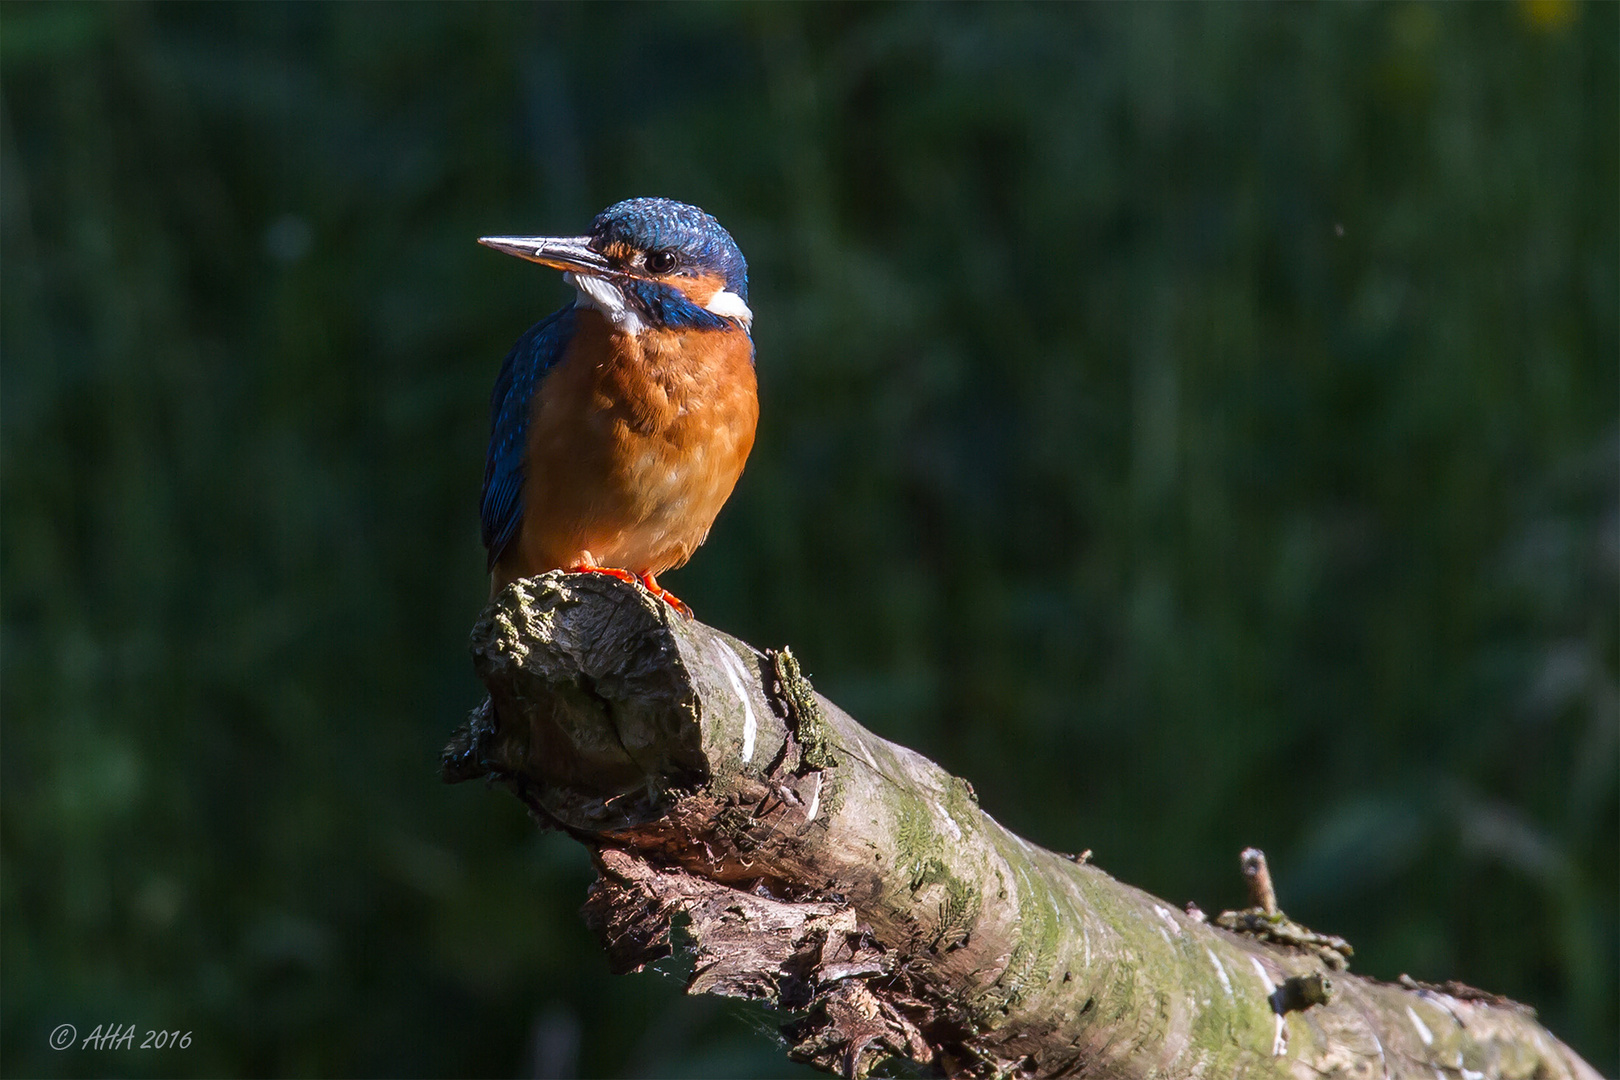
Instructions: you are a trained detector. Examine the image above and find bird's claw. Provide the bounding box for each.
[639,574,694,618]
[566,562,693,617]
[569,563,640,586]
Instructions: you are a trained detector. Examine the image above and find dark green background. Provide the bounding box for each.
[3,3,1614,1076]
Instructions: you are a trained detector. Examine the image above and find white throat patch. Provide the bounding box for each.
[566,272,645,335]
[565,272,753,334]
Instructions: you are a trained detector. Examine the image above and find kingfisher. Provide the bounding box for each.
[477,197,757,616]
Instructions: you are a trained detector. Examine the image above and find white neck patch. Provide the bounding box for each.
[566,272,645,335]
[565,273,752,334]
[704,288,753,327]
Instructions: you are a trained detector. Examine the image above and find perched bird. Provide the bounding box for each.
[478,197,757,616]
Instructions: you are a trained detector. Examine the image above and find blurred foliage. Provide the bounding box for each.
[2,2,1615,1077]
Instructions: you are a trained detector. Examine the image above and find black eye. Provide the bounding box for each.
[644,249,678,274]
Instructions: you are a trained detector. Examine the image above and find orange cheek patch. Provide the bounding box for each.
[672,272,729,307]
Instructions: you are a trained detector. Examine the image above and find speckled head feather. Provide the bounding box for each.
[589,197,749,303]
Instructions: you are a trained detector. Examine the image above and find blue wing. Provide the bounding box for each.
[481,305,577,569]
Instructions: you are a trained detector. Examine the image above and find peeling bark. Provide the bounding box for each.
[443,572,1601,1080]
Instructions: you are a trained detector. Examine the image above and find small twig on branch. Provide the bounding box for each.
[444,572,1601,1080]
[1241,847,1278,916]
[1216,848,1355,972]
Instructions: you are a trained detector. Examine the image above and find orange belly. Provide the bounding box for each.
[492,311,757,591]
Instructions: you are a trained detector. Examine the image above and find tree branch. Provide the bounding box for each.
[443,572,1600,1080]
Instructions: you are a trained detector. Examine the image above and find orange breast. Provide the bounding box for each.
[492,310,758,589]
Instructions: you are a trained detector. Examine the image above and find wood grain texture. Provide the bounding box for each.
[444,572,1602,1080]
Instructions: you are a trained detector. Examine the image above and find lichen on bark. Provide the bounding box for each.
[444,572,1602,1080]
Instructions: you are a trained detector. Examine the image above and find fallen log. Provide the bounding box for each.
[442,572,1600,1080]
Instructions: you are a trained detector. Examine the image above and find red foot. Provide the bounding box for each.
[640,573,694,619]
[567,562,639,586]
[565,561,693,617]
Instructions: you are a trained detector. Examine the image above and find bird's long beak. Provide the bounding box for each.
[477,235,611,274]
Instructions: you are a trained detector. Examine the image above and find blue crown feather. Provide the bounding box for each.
[591,197,749,303]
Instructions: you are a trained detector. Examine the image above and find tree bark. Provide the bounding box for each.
[442,572,1601,1080]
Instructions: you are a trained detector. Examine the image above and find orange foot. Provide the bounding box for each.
[567,558,639,586]
[565,558,693,618]
[640,572,693,619]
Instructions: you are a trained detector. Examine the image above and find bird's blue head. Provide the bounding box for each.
[589,198,748,304]
[480,197,751,334]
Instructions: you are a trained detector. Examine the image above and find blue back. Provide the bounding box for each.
[481,305,576,568]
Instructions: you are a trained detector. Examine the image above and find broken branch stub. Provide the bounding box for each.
[443,572,1601,1080]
